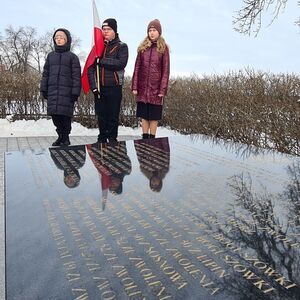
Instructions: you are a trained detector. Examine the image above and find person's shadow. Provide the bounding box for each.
[49,145,86,188]
[134,137,170,192]
[87,141,132,210]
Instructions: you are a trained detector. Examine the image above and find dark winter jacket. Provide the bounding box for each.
[40,28,81,117]
[87,35,128,88]
[132,43,170,105]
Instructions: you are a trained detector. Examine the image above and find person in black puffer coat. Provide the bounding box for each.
[40,28,81,146]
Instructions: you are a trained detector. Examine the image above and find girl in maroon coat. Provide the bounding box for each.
[132,19,170,139]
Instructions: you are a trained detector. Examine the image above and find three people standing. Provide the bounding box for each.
[132,19,170,139]
[41,18,169,146]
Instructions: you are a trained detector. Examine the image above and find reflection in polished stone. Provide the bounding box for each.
[5,135,300,299]
[188,162,300,299]
[134,137,170,192]
[87,141,132,210]
[49,145,86,188]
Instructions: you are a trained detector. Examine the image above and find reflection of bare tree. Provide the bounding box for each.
[221,167,300,299]
[284,162,300,227]
[188,164,300,299]
[189,133,275,159]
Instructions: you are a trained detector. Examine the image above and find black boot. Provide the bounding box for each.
[60,132,71,146]
[149,134,155,139]
[97,134,108,144]
[61,137,70,146]
[142,133,149,139]
[52,135,62,146]
[52,127,63,146]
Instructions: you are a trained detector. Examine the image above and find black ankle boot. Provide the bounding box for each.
[52,136,62,146]
[149,134,155,139]
[61,136,70,146]
[142,133,149,139]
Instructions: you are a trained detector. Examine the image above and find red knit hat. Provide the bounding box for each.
[147,19,162,35]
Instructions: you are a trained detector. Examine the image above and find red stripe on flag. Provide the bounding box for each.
[94,27,104,57]
[81,29,104,94]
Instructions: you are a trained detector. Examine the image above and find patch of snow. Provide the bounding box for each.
[0,118,179,138]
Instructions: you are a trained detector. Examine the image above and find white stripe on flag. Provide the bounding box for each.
[93,0,101,29]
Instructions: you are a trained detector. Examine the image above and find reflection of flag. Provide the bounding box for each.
[81,0,104,93]
[87,144,111,210]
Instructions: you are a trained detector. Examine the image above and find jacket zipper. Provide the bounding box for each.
[56,53,62,112]
[146,46,153,101]
[101,46,107,86]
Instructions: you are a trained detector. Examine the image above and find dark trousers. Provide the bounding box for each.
[52,115,72,141]
[96,86,122,141]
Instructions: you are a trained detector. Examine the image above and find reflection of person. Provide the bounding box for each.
[49,145,86,188]
[88,18,129,144]
[87,141,132,209]
[41,28,82,146]
[134,137,170,192]
[132,19,170,139]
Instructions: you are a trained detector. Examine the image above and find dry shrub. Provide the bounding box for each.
[0,69,299,155]
[162,70,300,155]
[0,69,44,117]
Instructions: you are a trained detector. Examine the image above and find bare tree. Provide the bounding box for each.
[0,26,81,73]
[234,0,288,36]
[0,26,37,72]
[30,32,52,73]
[32,29,81,73]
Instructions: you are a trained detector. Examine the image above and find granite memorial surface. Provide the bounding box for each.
[5,136,300,299]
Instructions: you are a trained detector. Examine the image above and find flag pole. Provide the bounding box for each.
[96,57,100,99]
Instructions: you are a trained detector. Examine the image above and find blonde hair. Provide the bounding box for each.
[137,36,167,54]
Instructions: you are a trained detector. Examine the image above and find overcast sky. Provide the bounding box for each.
[1,0,300,76]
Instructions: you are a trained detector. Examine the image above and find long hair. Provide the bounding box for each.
[137,36,167,54]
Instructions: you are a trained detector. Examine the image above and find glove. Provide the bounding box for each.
[92,89,100,101]
[42,91,48,99]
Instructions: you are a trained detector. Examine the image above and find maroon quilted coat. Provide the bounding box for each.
[132,43,170,105]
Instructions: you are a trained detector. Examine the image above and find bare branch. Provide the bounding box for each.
[0,26,81,73]
[233,0,287,36]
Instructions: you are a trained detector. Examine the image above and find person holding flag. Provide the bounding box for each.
[83,4,128,144]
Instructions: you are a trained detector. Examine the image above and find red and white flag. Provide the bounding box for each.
[81,0,104,94]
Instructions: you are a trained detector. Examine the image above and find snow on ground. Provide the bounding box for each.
[0,118,179,138]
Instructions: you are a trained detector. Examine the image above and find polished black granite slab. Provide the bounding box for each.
[5,136,300,299]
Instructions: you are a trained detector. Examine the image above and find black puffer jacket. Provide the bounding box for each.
[87,35,128,88]
[40,28,81,116]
